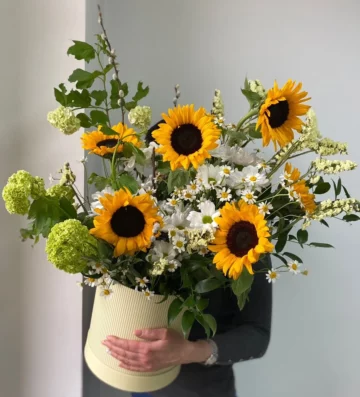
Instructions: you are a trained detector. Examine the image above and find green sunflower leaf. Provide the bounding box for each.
[181,310,195,338]
[247,124,262,139]
[87,173,110,191]
[90,90,107,106]
[167,169,189,193]
[168,298,183,326]
[117,173,139,194]
[231,268,254,297]
[67,40,96,63]
[195,278,223,294]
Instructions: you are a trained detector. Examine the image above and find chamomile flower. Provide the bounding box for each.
[84,277,98,287]
[286,186,299,201]
[266,269,280,283]
[173,236,186,253]
[243,166,269,188]
[100,287,114,299]
[288,260,301,275]
[214,116,225,126]
[257,161,271,173]
[258,202,273,215]
[143,289,155,300]
[186,181,200,194]
[167,260,181,273]
[217,187,232,202]
[240,189,258,204]
[92,262,103,274]
[220,166,234,178]
[182,190,196,202]
[187,200,220,231]
[199,247,208,256]
[167,197,179,207]
[135,277,150,289]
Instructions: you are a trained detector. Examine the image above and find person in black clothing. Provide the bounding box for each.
[103,256,272,397]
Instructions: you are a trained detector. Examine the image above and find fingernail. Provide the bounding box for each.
[106,348,111,354]
[134,330,142,336]
[101,340,107,345]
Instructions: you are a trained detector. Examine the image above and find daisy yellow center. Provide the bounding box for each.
[110,205,145,237]
[103,289,110,295]
[291,263,298,270]
[96,138,119,148]
[190,184,197,190]
[262,205,269,212]
[95,263,101,268]
[184,193,192,199]
[88,278,95,282]
[168,263,175,269]
[176,241,184,248]
[170,230,177,237]
[250,176,257,182]
[145,291,151,297]
[170,199,177,205]
[221,192,229,198]
[270,271,277,279]
[227,221,259,257]
[202,215,213,224]
[268,100,290,128]
[223,169,231,175]
[246,193,253,200]
[171,124,203,155]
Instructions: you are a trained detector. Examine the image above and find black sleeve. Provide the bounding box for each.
[212,256,272,365]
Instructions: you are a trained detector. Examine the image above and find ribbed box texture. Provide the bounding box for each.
[84,284,183,392]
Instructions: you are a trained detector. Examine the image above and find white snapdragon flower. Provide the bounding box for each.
[211,144,260,166]
[187,200,220,231]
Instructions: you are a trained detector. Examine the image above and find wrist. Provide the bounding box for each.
[182,340,213,364]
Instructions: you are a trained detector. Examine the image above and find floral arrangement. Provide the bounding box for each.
[3,14,360,338]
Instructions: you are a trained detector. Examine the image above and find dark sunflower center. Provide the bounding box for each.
[110,205,145,237]
[267,100,290,128]
[171,124,203,155]
[96,139,119,148]
[226,221,259,257]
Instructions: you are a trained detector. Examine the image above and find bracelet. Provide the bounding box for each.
[203,339,219,366]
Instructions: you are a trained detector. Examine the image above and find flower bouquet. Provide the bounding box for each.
[3,9,360,394]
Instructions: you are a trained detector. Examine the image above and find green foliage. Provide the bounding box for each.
[195,278,224,294]
[90,90,107,106]
[87,173,110,191]
[202,314,217,336]
[297,229,308,245]
[314,182,331,194]
[110,79,121,109]
[54,83,67,106]
[76,113,92,128]
[90,110,109,126]
[167,169,190,193]
[100,125,119,136]
[343,214,360,222]
[117,173,139,194]
[67,41,96,63]
[247,123,262,139]
[67,89,92,107]
[132,81,149,102]
[309,242,334,248]
[157,161,171,175]
[181,310,195,337]
[231,268,254,296]
[68,69,102,89]
[168,298,183,325]
[283,252,303,263]
[236,288,251,311]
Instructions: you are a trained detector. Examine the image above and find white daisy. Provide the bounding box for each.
[186,182,201,194]
[214,116,225,126]
[90,186,115,214]
[199,247,208,256]
[100,287,114,299]
[243,166,269,188]
[91,262,103,274]
[135,277,150,289]
[227,169,247,189]
[258,202,273,215]
[143,289,155,300]
[217,187,232,202]
[266,269,280,283]
[286,186,299,201]
[167,197,179,207]
[173,236,186,253]
[182,190,196,202]
[288,261,301,275]
[187,200,220,231]
[167,260,181,273]
[240,189,258,204]
[257,161,271,173]
[219,166,234,178]
[84,277,98,287]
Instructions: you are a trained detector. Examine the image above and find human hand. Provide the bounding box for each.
[102,328,212,372]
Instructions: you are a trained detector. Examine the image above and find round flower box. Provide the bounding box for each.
[84,284,183,393]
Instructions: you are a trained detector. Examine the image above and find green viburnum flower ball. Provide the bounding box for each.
[45,219,97,274]
[47,106,81,135]
[2,184,31,215]
[128,105,152,130]
[46,185,75,202]
[7,170,33,192]
[31,176,46,199]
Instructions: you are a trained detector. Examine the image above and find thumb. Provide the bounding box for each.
[134,328,169,341]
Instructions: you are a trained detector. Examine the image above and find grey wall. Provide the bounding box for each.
[84,1,360,396]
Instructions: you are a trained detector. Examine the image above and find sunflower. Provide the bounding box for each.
[283,162,301,184]
[256,80,311,149]
[152,105,220,171]
[292,180,316,214]
[81,122,141,157]
[90,189,163,257]
[208,200,274,280]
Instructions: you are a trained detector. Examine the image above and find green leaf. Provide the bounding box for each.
[195,313,211,339]
[54,83,67,106]
[87,173,110,191]
[343,185,351,199]
[67,40,96,63]
[157,161,171,175]
[100,125,119,136]
[90,110,109,126]
[67,89,92,108]
[183,296,196,308]
[297,229,308,244]
[119,82,129,97]
[167,169,189,193]
[236,288,251,311]
[289,234,297,241]
[309,242,335,248]
[117,173,139,194]
[271,253,288,266]
[196,298,209,312]
[248,124,262,139]
[180,265,192,289]
[320,219,329,227]
[181,310,195,337]
[68,69,94,89]
[110,80,121,108]
[343,214,360,222]
[90,90,107,106]
[275,231,288,253]
[103,64,113,75]
[76,113,93,128]
[241,89,262,105]
[97,240,114,259]
[195,278,223,294]
[336,178,342,197]
[231,268,254,297]
[203,314,217,336]
[132,145,146,166]
[282,252,303,263]
[168,298,183,325]
[59,197,77,219]
[314,182,331,194]
[124,101,137,111]
[132,81,149,103]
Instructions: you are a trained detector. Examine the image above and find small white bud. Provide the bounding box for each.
[112,73,117,80]
[108,57,113,65]
[173,97,177,105]
[101,33,106,40]
[98,17,102,24]
[110,48,115,55]
[175,84,180,90]
[117,99,122,106]
[119,90,125,98]
[176,91,181,98]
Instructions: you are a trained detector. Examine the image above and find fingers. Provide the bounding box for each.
[105,336,151,354]
[135,328,169,341]
[103,341,145,362]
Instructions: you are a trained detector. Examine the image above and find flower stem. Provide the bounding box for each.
[70,185,88,214]
[235,108,259,131]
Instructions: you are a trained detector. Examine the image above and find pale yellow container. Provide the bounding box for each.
[84,284,183,393]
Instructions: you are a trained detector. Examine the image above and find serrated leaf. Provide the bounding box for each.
[110,79,121,108]
[241,88,262,105]
[181,310,195,337]
[90,110,109,126]
[117,173,139,194]
[195,278,223,294]
[87,173,110,191]
[67,89,91,108]
[297,229,308,244]
[124,101,137,111]
[343,214,360,222]
[67,40,96,63]
[68,69,94,88]
[231,268,254,297]
[122,142,134,158]
[282,252,303,263]
[59,197,77,219]
[203,314,217,336]
[76,113,93,128]
[309,242,334,248]
[167,169,189,193]
[54,83,67,106]
[168,298,183,326]
[314,182,331,194]
[132,81,149,103]
[90,90,107,106]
